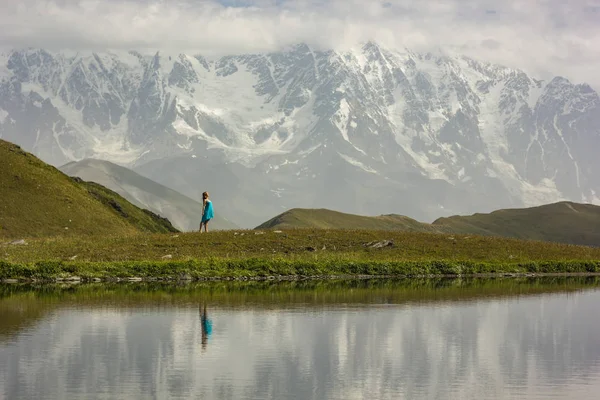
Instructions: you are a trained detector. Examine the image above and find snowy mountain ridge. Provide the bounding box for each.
[1,43,599,226]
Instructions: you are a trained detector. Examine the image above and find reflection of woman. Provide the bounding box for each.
[200,304,213,351]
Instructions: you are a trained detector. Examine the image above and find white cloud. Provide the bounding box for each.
[1,0,599,88]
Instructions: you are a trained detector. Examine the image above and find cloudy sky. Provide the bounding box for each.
[1,0,599,87]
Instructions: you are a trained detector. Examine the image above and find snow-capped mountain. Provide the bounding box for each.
[1,43,598,227]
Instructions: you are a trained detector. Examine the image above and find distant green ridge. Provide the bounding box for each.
[432,201,600,247]
[0,139,178,239]
[256,208,444,232]
[257,202,600,247]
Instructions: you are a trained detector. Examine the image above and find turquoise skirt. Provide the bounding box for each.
[202,200,214,223]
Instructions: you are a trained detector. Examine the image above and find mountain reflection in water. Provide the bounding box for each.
[1,278,599,400]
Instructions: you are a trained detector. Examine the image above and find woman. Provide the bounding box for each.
[199,191,214,233]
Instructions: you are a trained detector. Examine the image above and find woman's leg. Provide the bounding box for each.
[204,221,209,233]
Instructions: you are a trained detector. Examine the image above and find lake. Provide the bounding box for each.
[1,278,600,399]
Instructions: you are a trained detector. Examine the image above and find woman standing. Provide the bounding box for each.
[200,191,214,233]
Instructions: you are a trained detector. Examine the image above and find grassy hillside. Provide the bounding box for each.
[432,201,600,246]
[60,159,237,231]
[256,208,444,232]
[257,203,600,247]
[0,140,178,239]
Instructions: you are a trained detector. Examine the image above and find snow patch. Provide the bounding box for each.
[552,114,580,188]
[520,178,566,206]
[271,159,299,170]
[177,142,192,150]
[478,79,510,159]
[351,144,367,156]
[403,147,449,181]
[270,189,284,198]
[333,98,351,142]
[337,152,378,174]
[173,117,288,167]
[298,144,321,157]
[279,159,299,166]
[20,82,145,165]
[176,98,226,118]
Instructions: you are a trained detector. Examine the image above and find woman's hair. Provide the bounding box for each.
[202,191,209,200]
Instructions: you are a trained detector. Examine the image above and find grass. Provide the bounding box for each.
[0,139,178,239]
[80,181,178,234]
[3,259,600,282]
[2,229,600,280]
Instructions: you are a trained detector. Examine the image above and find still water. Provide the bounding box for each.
[1,278,600,400]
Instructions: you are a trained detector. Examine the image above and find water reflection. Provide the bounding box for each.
[200,303,213,351]
[1,278,599,399]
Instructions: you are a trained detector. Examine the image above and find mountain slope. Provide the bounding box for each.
[256,208,442,232]
[60,159,237,231]
[258,202,600,246]
[0,140,177,239]
[1,44,599,227]
[433,201,600,247]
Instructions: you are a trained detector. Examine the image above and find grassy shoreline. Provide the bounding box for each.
[2,258,600,283]
[2,229,600,282]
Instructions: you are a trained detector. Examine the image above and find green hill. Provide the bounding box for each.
[256,208,443,232]
[60,159,237,231]
[432,201,600,246]
[0,140,178,239]
[257,202,600,247]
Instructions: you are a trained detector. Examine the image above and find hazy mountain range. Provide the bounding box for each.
[60,159,237,231]
[1,43,598,227]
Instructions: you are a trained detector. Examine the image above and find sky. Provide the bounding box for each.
[1,0,599,87]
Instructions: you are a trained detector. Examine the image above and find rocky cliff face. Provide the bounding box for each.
[1,43,598,226]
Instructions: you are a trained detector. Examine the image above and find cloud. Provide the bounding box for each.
[1,0,599,88]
